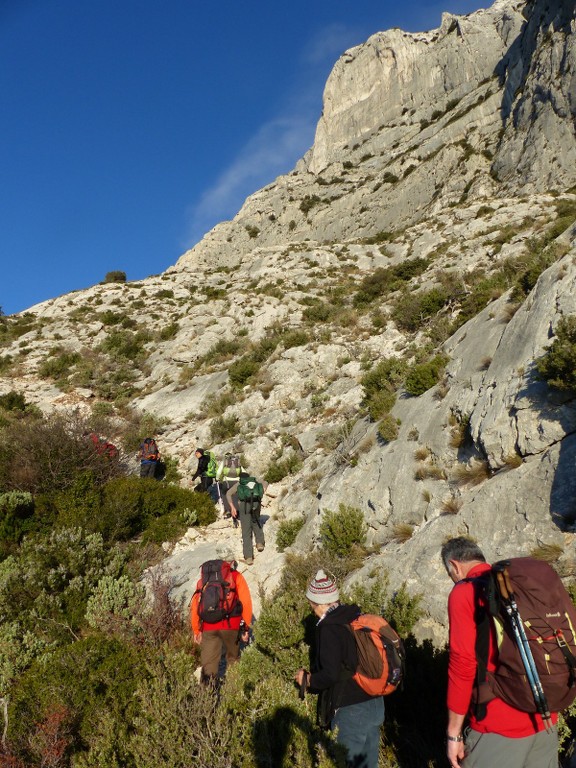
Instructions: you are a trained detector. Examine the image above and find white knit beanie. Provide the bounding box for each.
[306,570,339,604]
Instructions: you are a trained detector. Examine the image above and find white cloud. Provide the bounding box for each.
[183,20,388,250]
[184,114,316,248]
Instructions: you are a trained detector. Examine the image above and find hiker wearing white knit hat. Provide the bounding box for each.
[295,570,384,768]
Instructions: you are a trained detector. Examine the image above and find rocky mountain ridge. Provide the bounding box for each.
[2,0,576,640]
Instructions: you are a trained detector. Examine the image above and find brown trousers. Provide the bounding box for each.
[200,629,240,678]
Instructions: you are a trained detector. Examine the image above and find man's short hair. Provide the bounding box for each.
[441,537,486,571]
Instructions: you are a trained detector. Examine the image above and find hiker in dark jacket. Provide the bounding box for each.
[295,570,385,768]
[191,448,213,492]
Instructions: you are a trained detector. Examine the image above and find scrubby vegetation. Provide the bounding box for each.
[537,314,576,392]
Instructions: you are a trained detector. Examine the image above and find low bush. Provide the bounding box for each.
[264,453,302,483]
[537,315,576,391]
[103,271,127,283]
[392,288,450,332]
[404,354,449,396]
[0,410,124,495]
[276,516,306,552]
[361,357,407,420]
[378,414,399,442]
[209,414,239,443]
[319,504,367,558]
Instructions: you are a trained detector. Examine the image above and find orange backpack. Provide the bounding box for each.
[348,614,405,696]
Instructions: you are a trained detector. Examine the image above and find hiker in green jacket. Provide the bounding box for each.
[226,472,266,565]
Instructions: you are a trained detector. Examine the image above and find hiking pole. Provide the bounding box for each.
[496,569,553,730]
[215,482,225,518]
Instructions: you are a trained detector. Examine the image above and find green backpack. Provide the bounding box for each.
[237,476,264,507]
[206,451,218,478]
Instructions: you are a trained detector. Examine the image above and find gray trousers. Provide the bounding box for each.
[238,505,264,559]
[463,726,558,768]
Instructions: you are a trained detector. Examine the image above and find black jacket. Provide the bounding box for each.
[192,451,210,480]
[309,603,374,727]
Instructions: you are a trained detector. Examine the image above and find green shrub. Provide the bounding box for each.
[103,271,127,283]
[404,354,449,396]
[0,527,126,641]
[38,347,81,382]
[8,635,143,764]
[354,258,429,307]
[228,356,260,387]
[319,504,366,558]
[361,357,407,420]
[209,414,239,443]
[299,195,321,214]
[99,329,150,362]
[264,453,302,484]
[0,491,35,558]
[0,391,27,412]
[282,330,310,349]
[276,516,306,552]
[392,288,450,332]
[302,302,334,323]
[159,321,179,341]
[377,414,399,442]
[537,315,576,391]
[0,411,125,495]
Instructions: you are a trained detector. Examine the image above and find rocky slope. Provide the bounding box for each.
[1,0,576,639]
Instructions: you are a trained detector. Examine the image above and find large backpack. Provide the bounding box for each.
[348,614,405,696]
[223,453,242,479]
[473,558,576,720]
[205,450,218,478]
[237,476,264,520]
[194,559,243,625]
[141,437,159,461]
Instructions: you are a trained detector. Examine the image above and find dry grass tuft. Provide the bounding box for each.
[450,459,491,487]
[441,496,462,515]
[390,523,414,543]
[530,543,563,563]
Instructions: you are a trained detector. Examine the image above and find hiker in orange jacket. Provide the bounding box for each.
[190,560,252,684]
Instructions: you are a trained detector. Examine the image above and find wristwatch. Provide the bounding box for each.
[446,734,464,743]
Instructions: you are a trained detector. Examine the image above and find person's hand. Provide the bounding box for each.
[446,739,465,768]
[294,668,309,687]
[194,632,202,645]
[231,508,238,519]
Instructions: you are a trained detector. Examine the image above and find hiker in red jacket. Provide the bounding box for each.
[441,537,558,768]
[190,559,252,685]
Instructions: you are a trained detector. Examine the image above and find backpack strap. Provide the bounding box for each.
[467,573,496,721]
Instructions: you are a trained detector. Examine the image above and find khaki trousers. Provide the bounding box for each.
[200,629,240,678]
[463,726,558,768]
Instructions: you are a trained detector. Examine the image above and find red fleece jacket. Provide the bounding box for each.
[447,562,557,737]
[190,569,252,634]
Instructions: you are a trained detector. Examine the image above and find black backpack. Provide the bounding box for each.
[194,559,242,625]
[472,558,576,725]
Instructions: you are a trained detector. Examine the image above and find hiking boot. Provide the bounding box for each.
[256,544,265,552]
[242,557,254,565]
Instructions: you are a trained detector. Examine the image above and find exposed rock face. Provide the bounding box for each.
[2,0,576,641]
[493,0,576,190]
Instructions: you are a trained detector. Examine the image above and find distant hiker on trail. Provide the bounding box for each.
[226,472,266,565]
[294,570,385,768]
[192,447,217,492]
[441,537,560,768]
[190,558,252,686]
[138,437,160,478]
[210,452,246,518]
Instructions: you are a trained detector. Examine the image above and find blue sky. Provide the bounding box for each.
[1,0,488,315]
